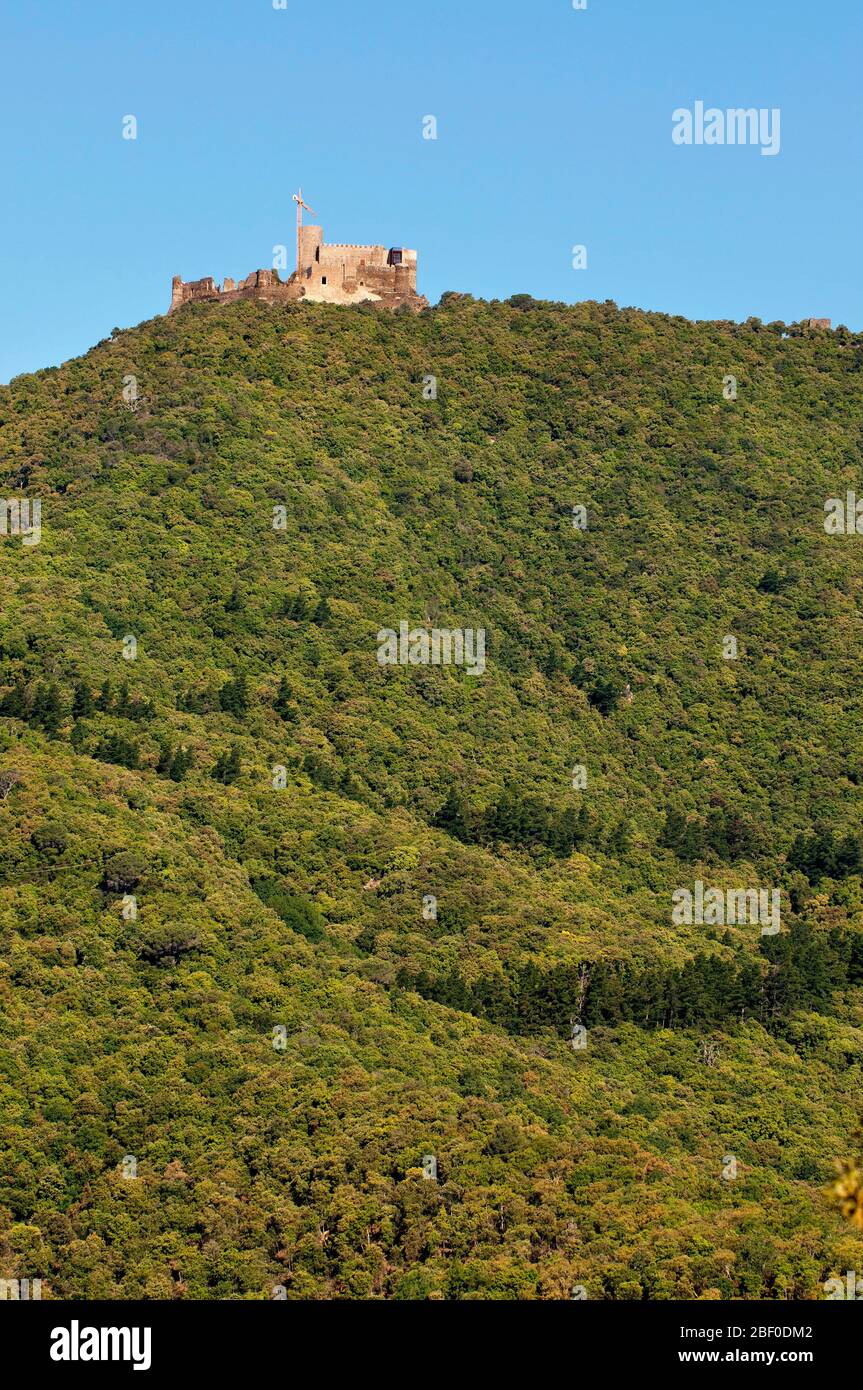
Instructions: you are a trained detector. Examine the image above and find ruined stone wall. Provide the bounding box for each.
[341,262,419,302]
[170,275,220,310]
[216,270,300,307]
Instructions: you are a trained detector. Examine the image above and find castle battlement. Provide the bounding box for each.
[169,204,426,315]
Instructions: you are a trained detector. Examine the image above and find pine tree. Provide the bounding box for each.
[433,789,468,841]
[33,681,64,734]
[170,747,194,781]
[0,678,27,719]
[212,744,242,784]
[115,680,131,717]
[219,675,249,715]
[72,681,94,717]
[274,677,299,722]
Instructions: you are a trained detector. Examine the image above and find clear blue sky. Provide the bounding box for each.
[2,0,860,382]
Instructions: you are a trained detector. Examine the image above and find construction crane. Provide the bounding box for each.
[292,188,317,277]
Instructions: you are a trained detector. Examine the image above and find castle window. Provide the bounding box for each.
[321,276,328,285]
[389,248,403,266]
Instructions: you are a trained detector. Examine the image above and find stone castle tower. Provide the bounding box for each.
[170,204,427,315]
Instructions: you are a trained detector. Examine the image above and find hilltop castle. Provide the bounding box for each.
[170,190,427,315]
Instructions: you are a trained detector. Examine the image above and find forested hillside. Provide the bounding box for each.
[1,294,862,1299]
